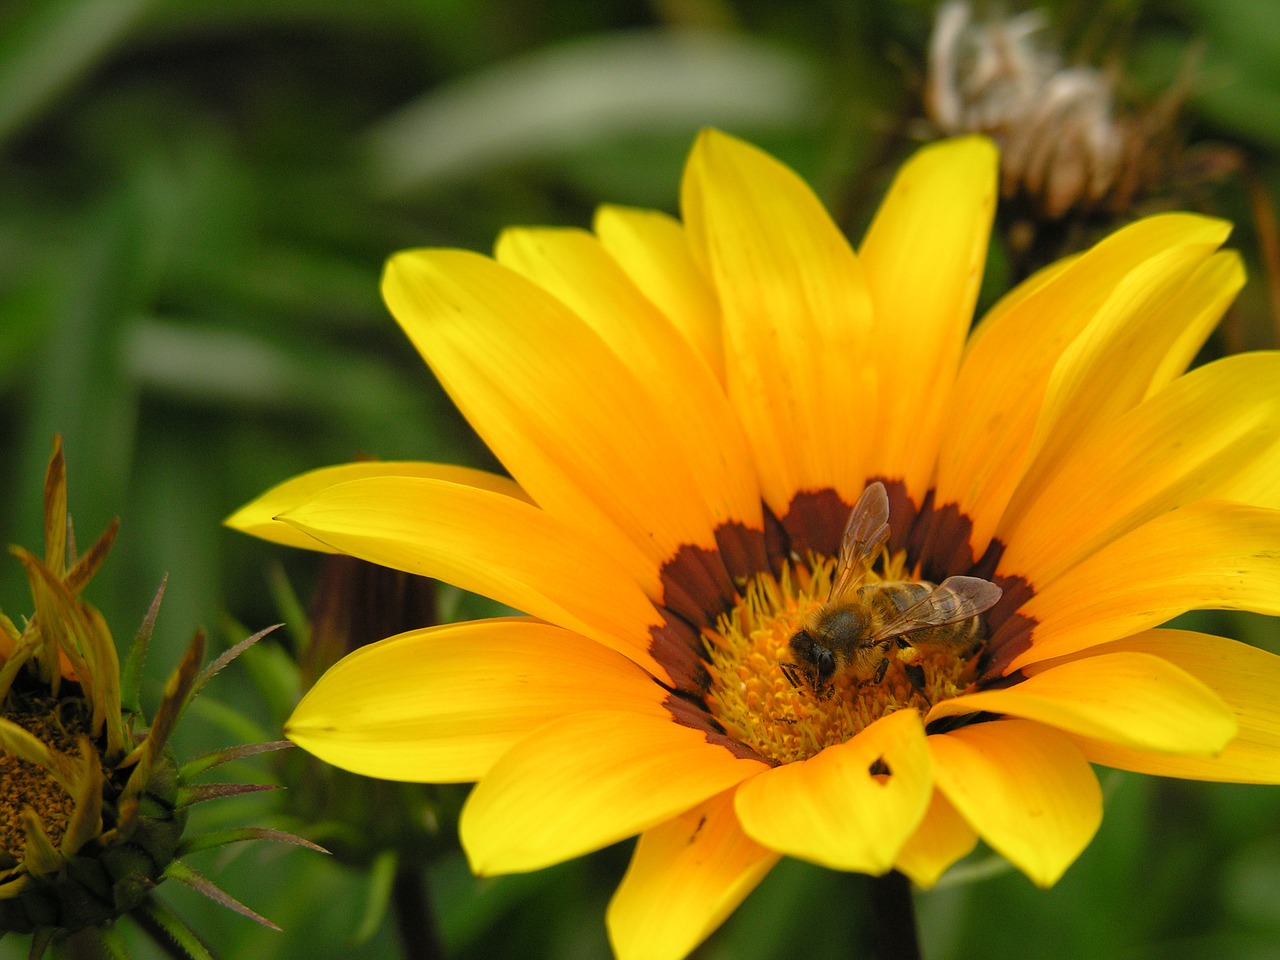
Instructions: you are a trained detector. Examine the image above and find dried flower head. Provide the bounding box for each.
[925,0,1155,219]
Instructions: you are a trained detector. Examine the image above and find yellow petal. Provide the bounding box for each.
[14,548,97,719]
[460,711,767,875]
[62,747,104,858]
[929,719,1101,887]
[495,226,760,532]
[858,136,996,504]
[224,460,530,552]
[43,435,67,580]
[22,809,63,876]
[681,128,876,516]
[934,213,1233,553]
[928,652,1236,754]
[594,204,723,380]
[1061,629,1280,783]
[1007,501,1280,668]
[1005,247,1240,525]
[285,619,668,782]
[383,248,717,581]
[1145,252,1247,396]
[998,351,1280,588]
[279,475,665,677]
[607,791,779,960]
[733,709,930,873]
[893,788,977,889]
[0,718,74,792]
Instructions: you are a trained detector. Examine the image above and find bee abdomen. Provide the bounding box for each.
[867,581,932,614]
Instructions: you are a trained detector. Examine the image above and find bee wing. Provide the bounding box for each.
[829,482,891,602]
[869,576,1003,644]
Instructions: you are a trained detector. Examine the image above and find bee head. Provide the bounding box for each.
[787,628,837,684]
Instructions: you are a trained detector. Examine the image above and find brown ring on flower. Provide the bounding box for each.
[647,481,1039,764]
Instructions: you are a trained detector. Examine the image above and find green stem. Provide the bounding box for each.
[868,870,922,960]
[391,866,447,960]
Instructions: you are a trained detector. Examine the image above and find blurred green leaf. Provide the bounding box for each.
[0,0,152,146]
[1185,0,1280,149]
[366,28,819,196]
[232,629,302,726]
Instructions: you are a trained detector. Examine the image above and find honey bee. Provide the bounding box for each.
[780,481,1002,698]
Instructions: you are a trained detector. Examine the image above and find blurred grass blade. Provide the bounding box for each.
[353,851,397,945]
[0,0,153,146]
[366,28,817,195]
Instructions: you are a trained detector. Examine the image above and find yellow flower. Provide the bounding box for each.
[228,130,1280,960]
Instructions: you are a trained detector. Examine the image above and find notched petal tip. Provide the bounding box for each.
[733,709,932,874]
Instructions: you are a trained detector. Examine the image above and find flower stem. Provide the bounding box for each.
[392,866,447,960]
[868,870,922,960]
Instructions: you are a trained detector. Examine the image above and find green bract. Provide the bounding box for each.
[0,437,318,958]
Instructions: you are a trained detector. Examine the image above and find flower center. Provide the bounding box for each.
[701,553,980,764]
[0,692,90,864]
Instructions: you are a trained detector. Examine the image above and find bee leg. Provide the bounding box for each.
[873,656,890,685]
[903,662,927,693]
[780,662,802,689]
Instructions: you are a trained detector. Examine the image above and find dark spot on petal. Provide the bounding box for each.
[985,575,1034,634]
[648,611,706,693]
[689,815,707,844]
[714,522,770,586]
[868,756,892,778]
[659,543,736,625]
[980,610,1037,681]
[970,538,1006,582]
[663,691,774,764]
[908,494,979,583]
[780,489,854,558]
[650,523,774,697]
[878,478,922,556]
[658,577,710,630]
[762,502,790,570]
[977,572,1036,681]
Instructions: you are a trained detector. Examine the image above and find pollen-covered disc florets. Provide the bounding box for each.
[701,552,980,765]
[0,437,317,956]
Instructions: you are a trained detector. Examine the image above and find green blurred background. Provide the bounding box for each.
[2,0,1280,957]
